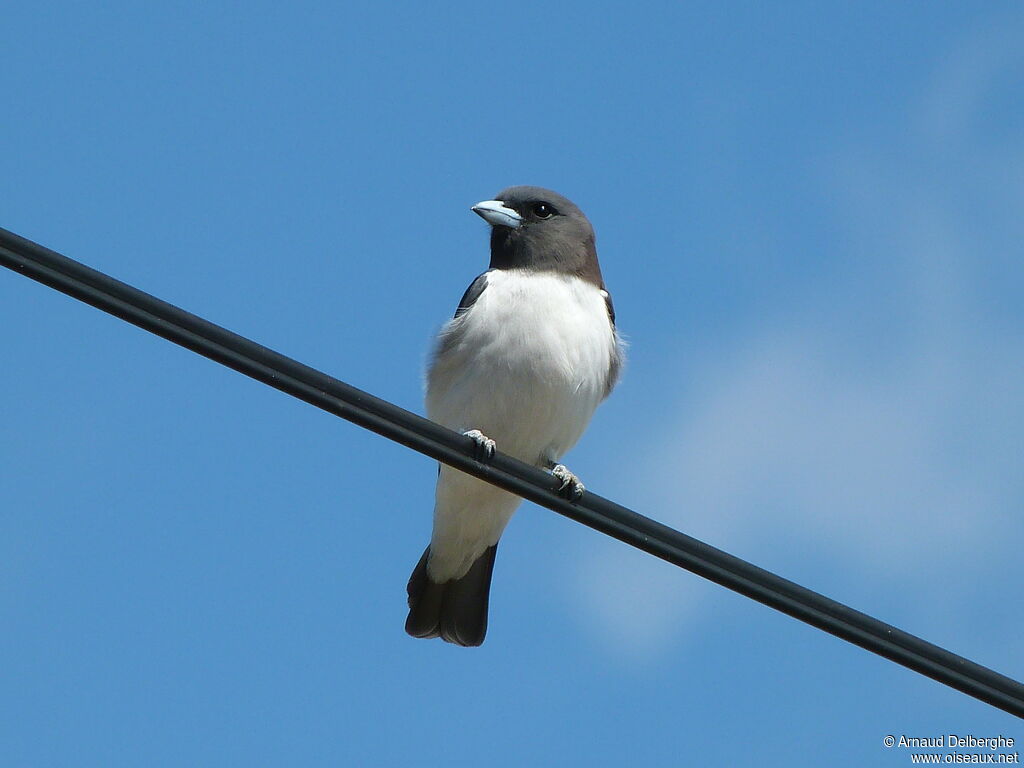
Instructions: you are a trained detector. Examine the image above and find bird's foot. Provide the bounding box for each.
[463,429,496,461]
[549,463,585,501]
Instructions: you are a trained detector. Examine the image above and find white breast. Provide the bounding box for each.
[427,269,617,466]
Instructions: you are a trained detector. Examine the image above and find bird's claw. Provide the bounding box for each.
[463,429,496,461]
[550,464,585,501]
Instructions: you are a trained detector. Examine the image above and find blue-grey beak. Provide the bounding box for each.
[471,200,522,229]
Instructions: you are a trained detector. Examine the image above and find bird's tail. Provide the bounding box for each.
[405,545,498,647]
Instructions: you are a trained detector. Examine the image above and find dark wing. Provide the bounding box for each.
[602,288,623,397]
[602,288,616,328]
[433,271,491,361]
[453,271,490,319]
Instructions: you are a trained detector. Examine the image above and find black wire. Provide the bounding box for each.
[1,224,1022,719]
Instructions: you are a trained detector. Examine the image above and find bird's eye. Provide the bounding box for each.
[532,202,556,219]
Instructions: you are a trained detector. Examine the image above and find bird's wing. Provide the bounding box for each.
[600,288,623,397]
[453,270,491,319]
[429,271,492,388]
[600,287,617,327]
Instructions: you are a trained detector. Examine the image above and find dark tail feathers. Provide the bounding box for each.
[405,545,498,647]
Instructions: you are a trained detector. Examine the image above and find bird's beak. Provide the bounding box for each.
[471,200,522,229]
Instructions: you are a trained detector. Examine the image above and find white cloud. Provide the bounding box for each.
[578,13,1024,657]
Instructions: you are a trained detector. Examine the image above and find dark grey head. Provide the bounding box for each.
[471,186,605,287]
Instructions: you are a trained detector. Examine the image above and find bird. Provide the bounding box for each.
[405,185,623,646]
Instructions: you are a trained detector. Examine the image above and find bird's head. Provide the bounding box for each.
[471,186,601,283]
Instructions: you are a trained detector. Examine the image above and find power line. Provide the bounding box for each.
[1,224,1022,719]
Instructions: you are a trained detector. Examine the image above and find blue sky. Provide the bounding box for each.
[2,2,1022,765]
